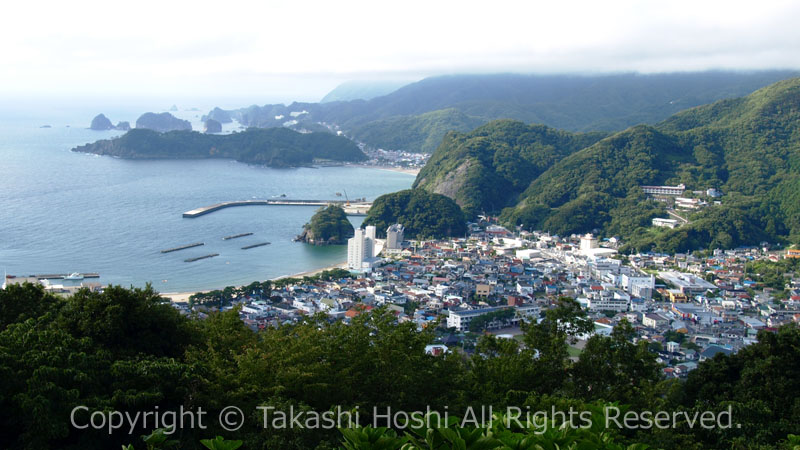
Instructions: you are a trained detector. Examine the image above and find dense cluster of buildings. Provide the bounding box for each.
[178,221,800,379]
[644,184,723,229]
[346,224,405,270]
[361,147,430,168]
[9,221,793,382]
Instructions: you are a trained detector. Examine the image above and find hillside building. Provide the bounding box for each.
[386,224,404,250]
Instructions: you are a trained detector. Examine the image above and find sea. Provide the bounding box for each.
[0,99,414,292]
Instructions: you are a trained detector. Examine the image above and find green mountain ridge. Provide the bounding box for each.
[347,108,485,153]
[414,120,607,216]
[211,71,800,153]
[71,128,366,168]
[418,77,800,251]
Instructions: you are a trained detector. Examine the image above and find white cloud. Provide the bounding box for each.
[2,0,799,99]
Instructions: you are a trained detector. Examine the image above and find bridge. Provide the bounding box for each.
[182,199,372,218]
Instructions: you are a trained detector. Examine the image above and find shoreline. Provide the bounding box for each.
[159,261,346,303]
[343,164,420,176]
[373,166,420,176]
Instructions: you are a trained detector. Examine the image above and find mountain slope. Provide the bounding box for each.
[413,120,607,217]
[418,77,800,251]
[212,71,800,153]
[319,80,409,103]
[347,108,484,153]
[502,79,800,250]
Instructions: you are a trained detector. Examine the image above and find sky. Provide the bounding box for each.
[2,0,800,104]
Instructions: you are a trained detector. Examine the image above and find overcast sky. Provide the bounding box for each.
[2,0,799,103]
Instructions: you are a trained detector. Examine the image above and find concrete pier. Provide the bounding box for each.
[223,233,253,240]
[27,273,100,280]
[182,199,371,218]
[241,242,271,250]
[161,242,204,253]
[184,253,219,262]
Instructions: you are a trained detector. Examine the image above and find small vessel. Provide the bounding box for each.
[335,192,342,196]
[64,272,83,280]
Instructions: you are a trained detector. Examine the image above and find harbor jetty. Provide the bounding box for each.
[184,253,219,262]
[182,199,371,218]
[161,242,204,253]
[241,242,270,250]
[25,273,100,280]
[223,232,253,240]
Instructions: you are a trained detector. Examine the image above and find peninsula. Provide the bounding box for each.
[71,127,367,168]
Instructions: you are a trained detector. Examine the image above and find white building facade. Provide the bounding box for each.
[386,224,404,250]
[347,228,375,270]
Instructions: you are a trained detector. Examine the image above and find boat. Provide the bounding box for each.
[64,272,83,280]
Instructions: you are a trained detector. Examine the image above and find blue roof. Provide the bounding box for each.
[701,346,733,358]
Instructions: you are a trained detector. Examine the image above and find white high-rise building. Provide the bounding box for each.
[580,233,598,253]
[347,228,376,269]
[386,224,404,250]
[365,225,376,241]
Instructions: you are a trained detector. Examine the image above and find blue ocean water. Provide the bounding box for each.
[0,102,414,292]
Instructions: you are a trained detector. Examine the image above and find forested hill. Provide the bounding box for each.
[71,128,366,168]
[419,77,800,252]
[322,72,800,130]
[209,71,799,153]
[413,120,607,216]
[347,108,485,154]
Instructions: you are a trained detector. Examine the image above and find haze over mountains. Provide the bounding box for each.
[209,71,799,153]
[319,80,412,103]
[78,70,800,251]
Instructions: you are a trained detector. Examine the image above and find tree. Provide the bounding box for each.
[521,297,594,395]
[467,308,514,332]
[570,320,662,408]
[363,189,466,239]
[301,205,354,244]
[0,282,59,330]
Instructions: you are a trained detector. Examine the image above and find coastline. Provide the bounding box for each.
[160,261,346,303]
[374,166,420,176]
[344,164,420,176]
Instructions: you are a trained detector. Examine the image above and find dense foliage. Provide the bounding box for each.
[72,127,366,168]
[1,286,799,449]
[467,308,515,332]
[348,108,484,154]
[413,120,606,216]
[409,78,800,252]
[299,205,355,245]
[745,257,800,294]
[362,189,467,239]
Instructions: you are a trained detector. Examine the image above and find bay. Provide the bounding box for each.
[0,103,413,292]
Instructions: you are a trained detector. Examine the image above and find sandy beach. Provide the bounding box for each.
[376,166,420,176]
[160,261,346,303]
[271,261,345,280]
[345,164,420,176]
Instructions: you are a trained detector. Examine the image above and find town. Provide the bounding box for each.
[161,218,800,380]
